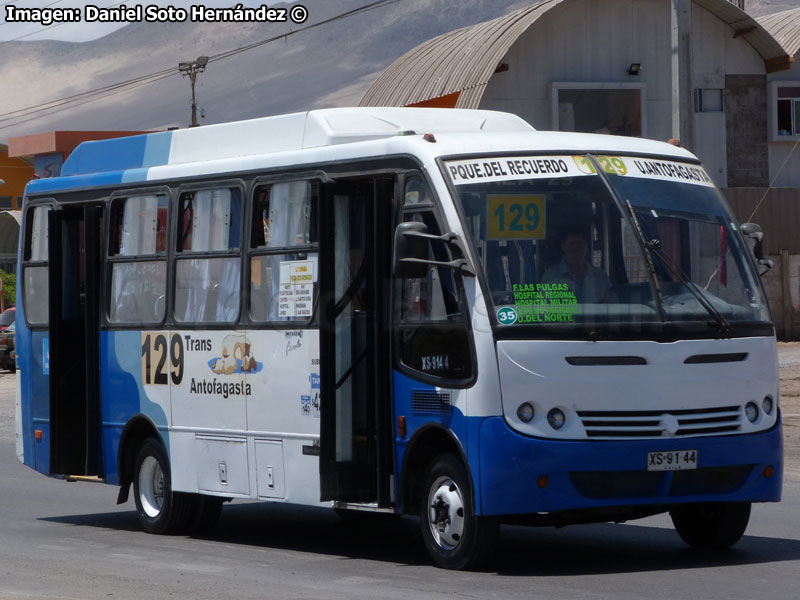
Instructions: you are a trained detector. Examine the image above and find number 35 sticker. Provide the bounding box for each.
[487,194,546,240]
[497,306,518,325]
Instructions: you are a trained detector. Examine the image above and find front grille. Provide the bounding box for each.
[570,465,753,499]
[669,465,754,496]
[571,470,662,499]
[411,389,451,414]
[577,406,741,439]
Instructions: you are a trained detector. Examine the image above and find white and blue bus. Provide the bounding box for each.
[15,108,781,569]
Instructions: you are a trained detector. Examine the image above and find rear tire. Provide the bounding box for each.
[133,438,194,534]
[670,502,751,549]
[419,454,498,570]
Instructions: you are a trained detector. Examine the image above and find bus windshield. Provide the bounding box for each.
[447,154,770,333]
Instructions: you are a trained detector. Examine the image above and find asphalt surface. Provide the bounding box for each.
[0,371,799,599]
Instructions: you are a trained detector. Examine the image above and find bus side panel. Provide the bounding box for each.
[15,312,33,468]
[23,330,50,474]
[29,330,51,474]
[100,330,170,485]
[15,314,48,472]
[392,371,472,512]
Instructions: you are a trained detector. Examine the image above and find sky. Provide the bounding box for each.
[0,0,250,42]
[0,0,792,43]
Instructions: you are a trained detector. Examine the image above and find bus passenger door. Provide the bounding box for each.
[319,177,394,506]
[48,205,103,476]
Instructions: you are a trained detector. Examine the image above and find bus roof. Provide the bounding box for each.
[25,107,697,196]
[61,108,532,177]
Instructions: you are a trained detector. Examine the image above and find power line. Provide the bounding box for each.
[0,0,125,43]
[0,0,399,132]
[1,71,178,131]
[0,0,67,23]
[209,0,398,64]
[0,67,177,123]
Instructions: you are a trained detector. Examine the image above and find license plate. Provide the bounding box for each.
[647,449,697,471]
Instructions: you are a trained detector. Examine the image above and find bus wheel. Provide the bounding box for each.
[420,454,498,570]
[133,438,193,534]
[670,502,751,549]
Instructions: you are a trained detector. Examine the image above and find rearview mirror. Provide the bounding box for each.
[393,221,430,279]
[393,221,475,278]
[740,222,764,260]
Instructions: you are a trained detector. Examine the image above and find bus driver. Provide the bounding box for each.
[542,227,611,303]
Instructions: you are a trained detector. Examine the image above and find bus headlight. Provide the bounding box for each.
[762,396,774,415]
[745,402,759,423]
[547,408,566,430]
[517,402,534,423]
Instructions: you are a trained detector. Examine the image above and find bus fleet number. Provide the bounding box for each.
[141,332,184,386]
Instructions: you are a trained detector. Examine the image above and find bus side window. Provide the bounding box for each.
[395,177,474,383]
[174,187,242,324]
[23,205,51,325]
[249,180,318,323]
[107,195,168,324]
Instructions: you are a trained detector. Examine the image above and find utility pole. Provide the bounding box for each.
[179,56,208,128]
[671,0,695,151]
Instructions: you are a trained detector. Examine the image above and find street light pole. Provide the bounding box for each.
[178,56,209,128]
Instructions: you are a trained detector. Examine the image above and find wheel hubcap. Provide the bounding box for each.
[139,456,165,518]
[427,476,465,550]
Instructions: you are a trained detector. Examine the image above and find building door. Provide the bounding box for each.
[48,204,103,476]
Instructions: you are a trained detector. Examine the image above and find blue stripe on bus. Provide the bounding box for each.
[61,131,173,177]
[26,170,149,195]
[391,371,479,513]
[100,330,169,485]
[142,131,173,168]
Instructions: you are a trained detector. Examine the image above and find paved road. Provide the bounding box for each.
[1,381,799,599]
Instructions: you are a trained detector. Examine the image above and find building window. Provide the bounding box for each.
[552,83,645,137]
[777,86,800,136]
[695,88,723,112]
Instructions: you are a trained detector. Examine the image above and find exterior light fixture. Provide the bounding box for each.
[627,63,642,76]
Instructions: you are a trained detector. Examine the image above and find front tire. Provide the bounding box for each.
[419,454,498,570]
[133,438,194,534]
[670,502,751,549]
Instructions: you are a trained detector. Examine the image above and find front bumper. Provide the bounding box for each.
[478,412,783,516]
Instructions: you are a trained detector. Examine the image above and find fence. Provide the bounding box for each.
[725,187,800,339]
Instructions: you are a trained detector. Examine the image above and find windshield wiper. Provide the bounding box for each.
[586,154,731,335]
[630,217,732,336]
[586,155,665,321]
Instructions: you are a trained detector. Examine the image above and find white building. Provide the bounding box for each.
[361,0,791,190]
[759,8,800,187]
[362,0,800,337]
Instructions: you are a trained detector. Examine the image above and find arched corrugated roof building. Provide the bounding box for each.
[758,8,800,58]
[361,0,791,110]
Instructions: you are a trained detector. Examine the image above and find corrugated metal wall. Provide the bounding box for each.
[724,187,800,254]
[724,187,800,339]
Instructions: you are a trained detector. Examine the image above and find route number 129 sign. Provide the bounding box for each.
[487,194,546,240]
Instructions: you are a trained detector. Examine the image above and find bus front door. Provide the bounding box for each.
[319,177,394,507]
[47,205,103,476]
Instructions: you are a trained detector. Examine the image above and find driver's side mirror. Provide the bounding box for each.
[393,221,429,279]
[393,221,475,278]
[740,222,772,275]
